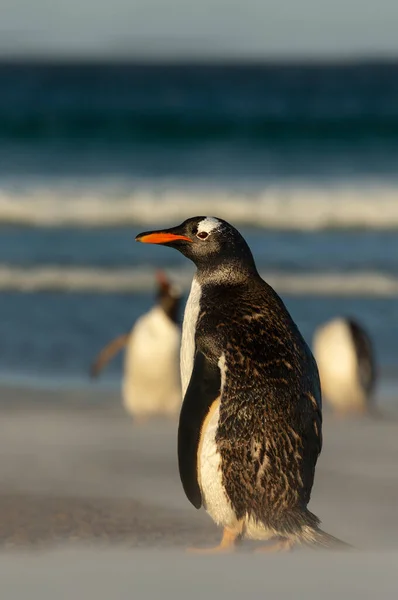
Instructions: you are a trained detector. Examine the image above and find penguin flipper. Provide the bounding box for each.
[348,319,376,394]
[90,333,130,378]
[178,350,221,509]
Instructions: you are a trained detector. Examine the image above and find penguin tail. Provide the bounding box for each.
[296,510,353,549]
[302,526,353,550]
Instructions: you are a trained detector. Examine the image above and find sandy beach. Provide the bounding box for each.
[0,384,397,597]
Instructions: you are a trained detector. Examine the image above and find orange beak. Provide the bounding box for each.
[135,232,192,244]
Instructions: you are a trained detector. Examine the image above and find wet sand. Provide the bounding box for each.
[0,385,397,597]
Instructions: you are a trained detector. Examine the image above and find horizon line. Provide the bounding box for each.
[0,53,398,67]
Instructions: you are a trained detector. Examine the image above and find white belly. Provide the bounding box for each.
[122,306,181,417]
[180,277,201,397]
[198,403,237,528]
[313,318,366,411]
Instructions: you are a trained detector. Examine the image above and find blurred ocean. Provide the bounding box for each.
[0,61,397,397]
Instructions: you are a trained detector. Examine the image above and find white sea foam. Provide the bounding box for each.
[1,265,398,296]
[0,183,397,230]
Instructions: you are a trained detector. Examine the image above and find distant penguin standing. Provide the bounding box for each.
[136,216,347,552]
[313,317,376,416]
[90,271,182,420]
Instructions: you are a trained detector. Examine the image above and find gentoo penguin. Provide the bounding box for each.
[90,271,182,420]
[313,317,376,416]
[136,217,346,552]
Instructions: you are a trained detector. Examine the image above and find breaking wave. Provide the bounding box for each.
[1,265,398,297]
[0,184,397,230]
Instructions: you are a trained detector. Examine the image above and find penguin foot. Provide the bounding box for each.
[253,538,294,554]
[332,406,367,420]
[132,415,150,425]
[187,527,239,554]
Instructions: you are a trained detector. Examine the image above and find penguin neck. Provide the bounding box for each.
[158,296,180,324]
[195,255,259,287]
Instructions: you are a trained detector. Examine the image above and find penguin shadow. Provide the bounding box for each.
[188,536,354,555]
[324,402,398,424]
[364,404,398,423]
[130,413,180,426]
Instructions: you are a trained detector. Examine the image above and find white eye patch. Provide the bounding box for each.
[197,217,220,235]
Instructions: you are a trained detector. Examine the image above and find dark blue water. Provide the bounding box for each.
[1,227,398,272]
[1,61,398,178]
[0,61,397,395]
[2,62,398,142]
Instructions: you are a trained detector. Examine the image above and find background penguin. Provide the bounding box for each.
[90,270,182,421]
[136,216,347,552]
[313,317,377,416]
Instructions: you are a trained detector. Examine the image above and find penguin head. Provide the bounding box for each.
[136,216,257,276]
[155,270,181,323]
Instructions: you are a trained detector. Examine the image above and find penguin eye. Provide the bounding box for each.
[197,231,209,240]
